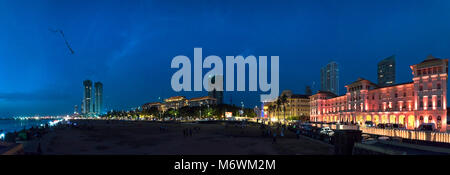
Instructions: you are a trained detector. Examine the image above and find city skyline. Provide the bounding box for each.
[2,1,450,116]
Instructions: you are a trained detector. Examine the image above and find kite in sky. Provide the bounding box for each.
[49,28,75,55]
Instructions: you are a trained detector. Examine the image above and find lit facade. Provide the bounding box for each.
[310,56,448,132]
[142,102,165,112]
[164,96,188,110]
[189,96,217,107]
[264,90,310,121]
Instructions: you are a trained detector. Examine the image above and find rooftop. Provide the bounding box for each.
[190,96,216,101]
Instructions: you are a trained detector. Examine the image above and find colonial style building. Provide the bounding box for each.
[142,96,216,112]
[164,96,188,110]
[310,55,448,132]
[141,102,165,112]
[264,90,310,121]
[189,96,217,107]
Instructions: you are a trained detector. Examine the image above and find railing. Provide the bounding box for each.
[311,123,359,130]
[361,127,450,144]
[310,123,450,143]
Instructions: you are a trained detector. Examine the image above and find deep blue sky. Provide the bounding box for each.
[1,0,450,117]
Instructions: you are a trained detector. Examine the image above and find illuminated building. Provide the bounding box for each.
[310,55,448,132]
[321,61,339,95]
[142,102,165,112]
[94,82,103,115]
[82,80,93,115]
[378,55,396,87]
[264,90,310,121]
[189,96,217,107]
[164,96,188,110]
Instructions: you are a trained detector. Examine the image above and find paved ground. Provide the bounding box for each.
[23,120,334,155]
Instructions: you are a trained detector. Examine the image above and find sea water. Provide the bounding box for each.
[0,119,53,133]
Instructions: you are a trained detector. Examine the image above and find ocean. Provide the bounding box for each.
[0,119,53,133]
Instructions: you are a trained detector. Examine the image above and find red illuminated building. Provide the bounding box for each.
[310,55,448,132]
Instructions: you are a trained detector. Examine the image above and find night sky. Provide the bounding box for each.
[1,0,450,117]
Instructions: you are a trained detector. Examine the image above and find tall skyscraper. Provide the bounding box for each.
[83,80,93,115]
[94,82,103,115]
[377,55,396,87]
[208,75,224,104]
[320,61,339,95]
[305,85,312,95]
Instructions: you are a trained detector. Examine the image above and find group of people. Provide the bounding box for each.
[259,123,288,144]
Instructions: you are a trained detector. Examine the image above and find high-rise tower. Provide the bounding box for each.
[94,82,103,115]
[83,80,93,115]
[378,55,396,87]
[208,75,224,104]
[320,61,339,95]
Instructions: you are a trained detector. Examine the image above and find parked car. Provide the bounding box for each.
[418,123,436,131]
[364,121,375,127]
[377,123,386,129]
[391,124,405,129]
[319,127,334,136]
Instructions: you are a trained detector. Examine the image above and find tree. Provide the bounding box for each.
[279,94,288,124]
[276,98,282,122]
[268,104,275,120]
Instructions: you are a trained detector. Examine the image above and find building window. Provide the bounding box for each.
[420,101,423,108]
[395,93,398,98]
[437,116,442,130]
[429,116,433,121]
[418,70,421,76]
[437,99,441,107]
[403,92,406,97]
[419,85,423,91]
[437,83,441,89]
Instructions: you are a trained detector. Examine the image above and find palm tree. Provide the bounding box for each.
[279,94,288,124]
[276,98,282,123]
[268,104,275,120]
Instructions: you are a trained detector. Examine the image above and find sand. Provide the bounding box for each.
[23,120,333,155]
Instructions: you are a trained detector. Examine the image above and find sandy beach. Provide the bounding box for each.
[23,120,333,155]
